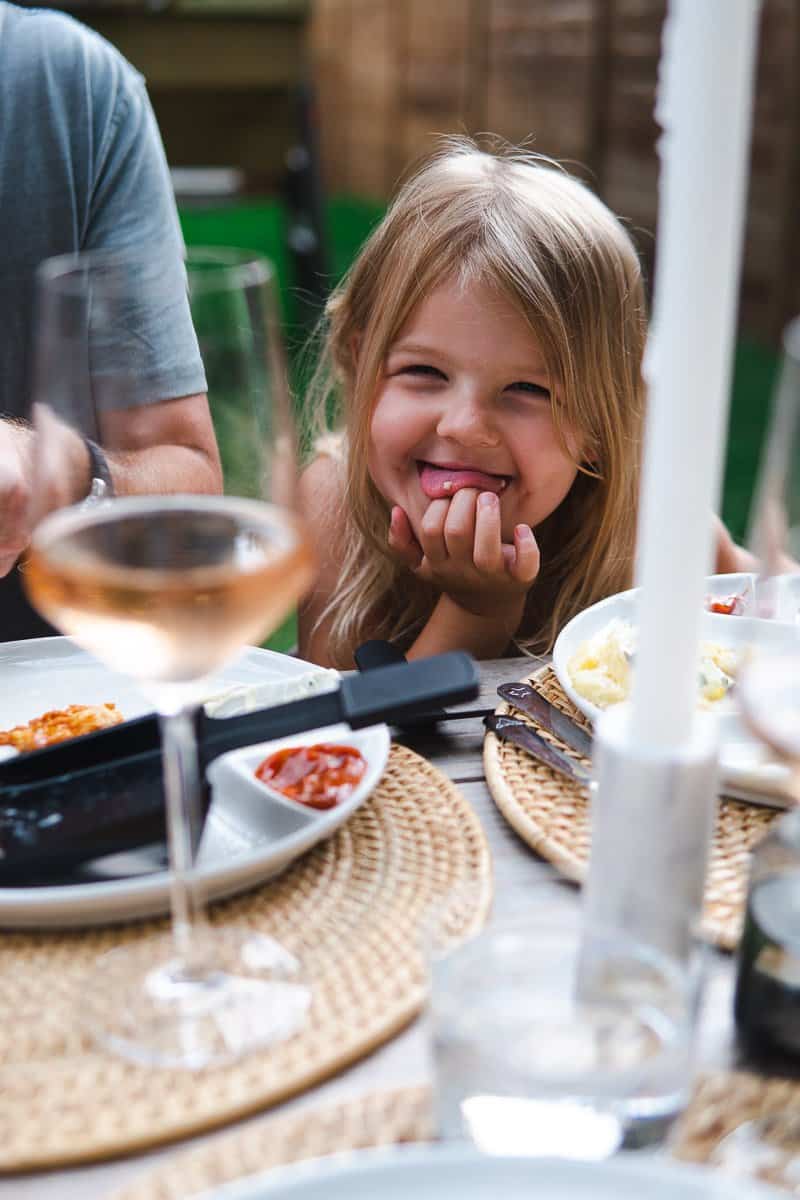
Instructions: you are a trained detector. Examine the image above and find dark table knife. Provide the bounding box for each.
[497,681,593,759]
[0,651,479,882]
[484,713,591,785]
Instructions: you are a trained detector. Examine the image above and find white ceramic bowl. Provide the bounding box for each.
[552,574,800,800]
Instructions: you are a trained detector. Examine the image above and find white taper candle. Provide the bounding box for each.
[630,0,760,749]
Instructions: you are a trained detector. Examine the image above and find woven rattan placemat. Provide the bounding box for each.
[0,745,491,1173]
[672,1070,800,1174]
[484,666,779,951]
[112,1087,434,1200]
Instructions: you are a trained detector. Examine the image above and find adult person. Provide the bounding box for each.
[0,2,221,640]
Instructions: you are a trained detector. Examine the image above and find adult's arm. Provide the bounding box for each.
[0,394,222,578]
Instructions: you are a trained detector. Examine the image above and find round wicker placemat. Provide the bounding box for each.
[0,745,491,1173]
[672,1069,800,1175]
[484,666,779,951]
[112,1086,434,1200]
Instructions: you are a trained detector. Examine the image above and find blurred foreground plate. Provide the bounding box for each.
[0,638,390,930]
[197,1144,780,1199]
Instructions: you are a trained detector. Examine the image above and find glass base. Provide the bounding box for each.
[430,915,693,1156]
[80,927,311,1069]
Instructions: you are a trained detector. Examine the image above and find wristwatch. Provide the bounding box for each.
[83,437,115,501]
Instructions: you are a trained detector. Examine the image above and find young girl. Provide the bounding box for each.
[298,136,747,668]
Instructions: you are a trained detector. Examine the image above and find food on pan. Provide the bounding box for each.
[0,702,123,752]
[567,619,739,711]
[255,742,367,810]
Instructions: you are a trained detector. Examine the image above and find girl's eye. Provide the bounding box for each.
[509,381,551,398]
[398,363,447,380]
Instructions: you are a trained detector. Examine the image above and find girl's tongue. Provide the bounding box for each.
[418,462,509,500]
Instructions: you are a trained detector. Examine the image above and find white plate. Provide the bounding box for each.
[552,574,800,802]
[0,637,388,929]
[196,1144,781,1200]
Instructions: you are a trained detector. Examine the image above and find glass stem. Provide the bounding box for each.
[159,705,208,968]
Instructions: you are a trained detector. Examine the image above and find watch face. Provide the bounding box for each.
[82,478,110,507]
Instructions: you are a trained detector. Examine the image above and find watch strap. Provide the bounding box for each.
[83,437,115,498]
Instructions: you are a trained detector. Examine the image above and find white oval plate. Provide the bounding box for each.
[552,575,800,801]
[196,1144,780,1200]
[0,638,388,929]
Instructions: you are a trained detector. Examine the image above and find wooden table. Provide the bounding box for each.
[4,657,737,1198]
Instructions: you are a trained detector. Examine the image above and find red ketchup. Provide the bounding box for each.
[705,594,743,615]
[254,743,367,810]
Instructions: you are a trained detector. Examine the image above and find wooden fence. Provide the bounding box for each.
[309,0,800,345]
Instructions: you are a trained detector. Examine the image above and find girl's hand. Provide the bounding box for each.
[387,489,539,623]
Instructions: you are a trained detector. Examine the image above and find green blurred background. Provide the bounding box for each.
[179,197,386,650]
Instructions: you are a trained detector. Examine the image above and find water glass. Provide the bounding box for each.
[429,911,699,1158]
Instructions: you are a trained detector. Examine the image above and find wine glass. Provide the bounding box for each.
[706,315,800,1182]
[26,246,315,1068]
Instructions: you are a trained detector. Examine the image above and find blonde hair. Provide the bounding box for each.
[306,136,646,666]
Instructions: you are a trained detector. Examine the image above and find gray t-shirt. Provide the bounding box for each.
[0,3,206,639]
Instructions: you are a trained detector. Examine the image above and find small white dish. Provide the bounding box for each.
[552,575,800,803]
[204,723,390,858]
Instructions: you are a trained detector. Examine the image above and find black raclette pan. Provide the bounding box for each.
[0,651,479,883]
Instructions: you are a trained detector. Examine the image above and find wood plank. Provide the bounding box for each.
[86,16,304,89]
[601,0,664,277]
[750,0,800,342]
[401,0,481,167]
[308,0,353,194]
[346,0,400,199]
[486,0,596,170]
[150,89,295,175]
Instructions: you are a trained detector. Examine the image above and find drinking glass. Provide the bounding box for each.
[738,314,800,769]
[712,315,800,1178]
[428,909,698,1157]
[26,246,315,1068]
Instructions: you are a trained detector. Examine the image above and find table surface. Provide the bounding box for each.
[5,656,738,1199]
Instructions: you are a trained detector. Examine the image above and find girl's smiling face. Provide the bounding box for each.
[367,277,582,543]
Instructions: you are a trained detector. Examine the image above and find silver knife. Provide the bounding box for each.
[484,714,591,785]
[493,690,788,813]
[497,682,592,759]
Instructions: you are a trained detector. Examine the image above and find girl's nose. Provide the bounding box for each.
[435,395,500,448]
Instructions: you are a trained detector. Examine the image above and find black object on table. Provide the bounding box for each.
[0,651,480,882]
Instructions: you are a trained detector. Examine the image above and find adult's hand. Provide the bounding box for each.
[0,420,35,577]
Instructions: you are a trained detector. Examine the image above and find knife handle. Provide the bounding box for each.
[354,640,407,671]
[341,652,479,727]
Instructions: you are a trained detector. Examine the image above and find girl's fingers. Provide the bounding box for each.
[443,487,478,559]
[418,498,450,564]
[509,523,540,583]
[388,505,423,570]
[414,554,434,583]
[472,491,503,574]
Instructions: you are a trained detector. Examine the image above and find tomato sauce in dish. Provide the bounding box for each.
[254,743,367,810]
